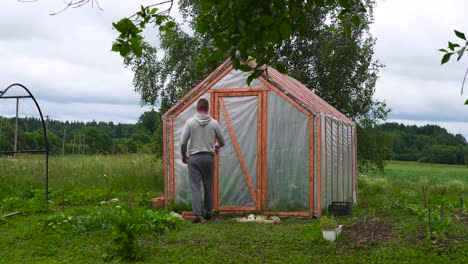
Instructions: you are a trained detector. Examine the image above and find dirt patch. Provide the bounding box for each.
[342,217,395,248]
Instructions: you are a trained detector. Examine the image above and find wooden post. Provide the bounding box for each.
[14,98,19,157]
[316,116,323,216]
[309,116,314,216]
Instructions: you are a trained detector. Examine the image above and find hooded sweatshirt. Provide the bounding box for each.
[180,113,225,156]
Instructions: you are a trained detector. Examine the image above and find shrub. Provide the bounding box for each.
[320,216,337,230]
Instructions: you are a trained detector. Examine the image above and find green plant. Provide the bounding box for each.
[320,216,338,230]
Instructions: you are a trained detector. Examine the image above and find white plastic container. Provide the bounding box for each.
[322,225,343,242]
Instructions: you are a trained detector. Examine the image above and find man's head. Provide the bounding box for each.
[197,98,209,114]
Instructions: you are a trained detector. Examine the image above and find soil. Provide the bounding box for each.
[342,217,395,248]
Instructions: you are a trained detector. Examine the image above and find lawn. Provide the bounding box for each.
[0,157,467,263]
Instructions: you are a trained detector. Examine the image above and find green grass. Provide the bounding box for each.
[0,154,163,206]
[0,158,467,263]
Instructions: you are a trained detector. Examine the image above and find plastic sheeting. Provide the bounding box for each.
[172,93,210,204]
[266,91,309,211]
[325,117,332,207]
[211,69,265,89]
[218,96,258,207]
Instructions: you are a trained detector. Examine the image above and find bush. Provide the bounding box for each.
[320,216,337,230]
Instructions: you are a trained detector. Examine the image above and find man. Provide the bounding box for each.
[180,98,225,223]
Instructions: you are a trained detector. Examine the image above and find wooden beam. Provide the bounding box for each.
[256,93,263,211]
[214,93,219,210]
[337,122,340,202]
[263,211,311,217]
[219,206,257,211]
[172,65,233,117]
[308,117,314,212]
[316,116,323,216]
[219,98,258,205]
[169,119,175,201]
[163,119,168,204]
[163,61,232,118]
[262,90,268,210]
[213,91,259,97]
[331,119,334,202]
[208,88,269,93]
[264,82,312,117]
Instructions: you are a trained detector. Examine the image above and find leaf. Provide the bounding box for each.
[465,99,468,105]
[275,63,287,74]
[280,22,293,38]
[111,43,122,52]
[441,53,453,65]
[351,15,360,27]
[165,21,176,28]
[454,30,466,40]
[314,0,325,7]
[238,64,251,72]
[338,0,351,9]
[438,49,448,53]
[448,42,455,51]
[257,15,274,26]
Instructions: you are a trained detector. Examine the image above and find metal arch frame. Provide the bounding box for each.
[0,83,50,204]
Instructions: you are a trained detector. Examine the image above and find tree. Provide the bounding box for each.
[124,0,390,170]
[137,110,160,135]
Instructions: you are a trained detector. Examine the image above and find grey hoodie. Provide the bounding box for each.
[180,114,225,156]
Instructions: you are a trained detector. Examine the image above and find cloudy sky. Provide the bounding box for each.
[0,0,467,137]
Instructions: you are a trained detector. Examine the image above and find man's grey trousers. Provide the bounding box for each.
[188,153,214,217]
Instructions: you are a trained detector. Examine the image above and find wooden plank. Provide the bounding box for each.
[169,119,175,201]
[172,65,234,117]
[208,88,269,93]
[262,90,268,210]
[263,211,311,217]
[219,98,258,205]
[337,122,340,202]
[219,206,257,211]
[331,119,334,202]
[163,119,167,203]
[265,82,312,117]
[316,116,323,216]
[256,93,263,211]
[214,93,219,210]
[324,118,328,208]
[163,61,232,118]
[308,117,313,214]
[213,91,259,97]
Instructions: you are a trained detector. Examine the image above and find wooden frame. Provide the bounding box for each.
[316,115,323,216]
[337,122,340,201]
[261,90,268,210]
[162,59,357,216]
[171,65,234,117]
[256,93,263,211]
[208,88,269,93]
[264,82,312,117]
[163,119,168,203]
[218,98,258,205]
[309,116,314,215]
[169,119,175,201]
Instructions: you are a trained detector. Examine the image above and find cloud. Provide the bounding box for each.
[0,0,159,123]
[372,0,468,137]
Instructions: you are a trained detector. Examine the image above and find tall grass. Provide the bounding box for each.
[0,154,164,206]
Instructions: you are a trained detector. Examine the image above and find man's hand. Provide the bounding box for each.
[182,155,189,164]
[215,143,220,154]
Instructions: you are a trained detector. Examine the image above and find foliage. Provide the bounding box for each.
[125,0,389,171]
[439,30,468,104]
[379,122,468,165]
[0,155,163,206]
[112,1,366,79]
[0,112,162,155]
[38,202,181,261]
[357,125,394,171]
[407,186,453,240]
[320,215,338,230]
[0,160,467,263]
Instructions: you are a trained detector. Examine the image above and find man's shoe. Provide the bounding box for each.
[204,212,212,221]
[192,216,202,224]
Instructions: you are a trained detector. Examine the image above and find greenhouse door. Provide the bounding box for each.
[213,92,265,211]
